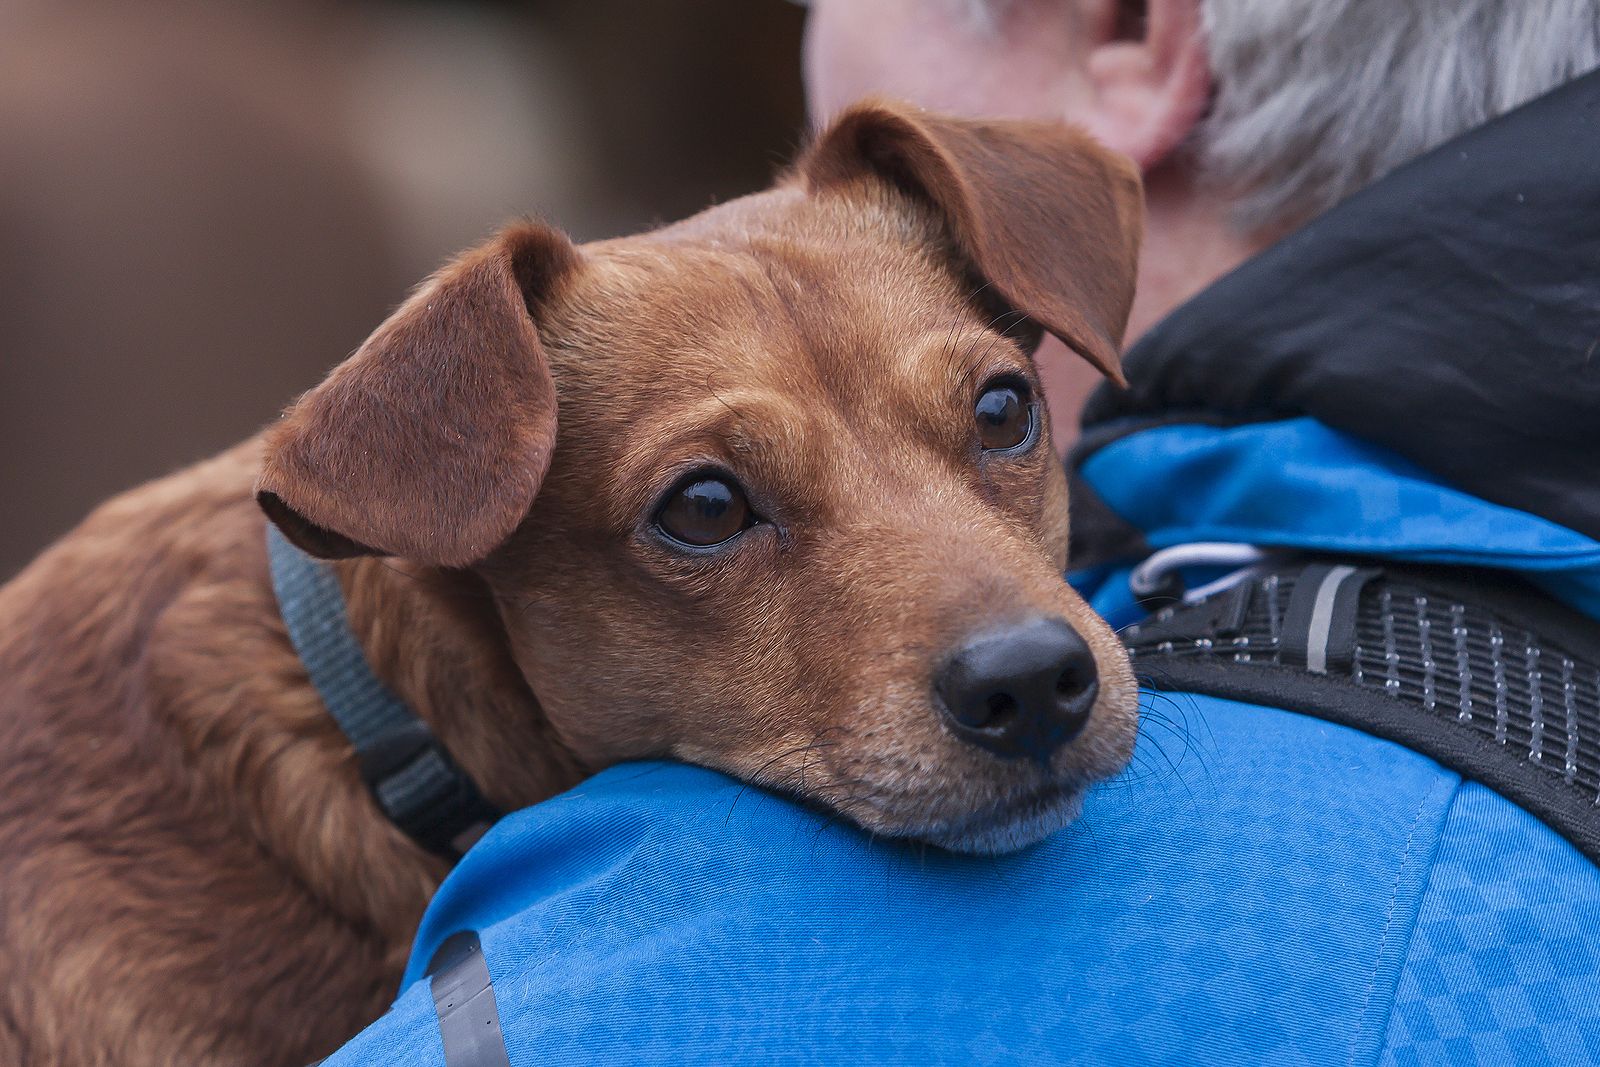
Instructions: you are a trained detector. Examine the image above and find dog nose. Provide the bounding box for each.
[935,616,1099,762]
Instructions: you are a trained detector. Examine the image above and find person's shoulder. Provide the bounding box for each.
[334,703,1600,1065]
[320,977,442,1067]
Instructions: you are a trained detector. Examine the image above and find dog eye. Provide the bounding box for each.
[656,475,753,548]
[975,380,1037,452]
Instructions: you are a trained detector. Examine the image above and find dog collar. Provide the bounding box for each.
[265,524,498,860]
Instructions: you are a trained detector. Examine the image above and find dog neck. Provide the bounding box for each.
[332,554,585,822]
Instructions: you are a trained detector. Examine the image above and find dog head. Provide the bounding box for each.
[257,100,1143,853]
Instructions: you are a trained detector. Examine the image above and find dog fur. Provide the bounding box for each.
[0,101,1142,1065]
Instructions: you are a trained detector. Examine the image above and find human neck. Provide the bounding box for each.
[1043,164,1262,450]
[1124,165,1262,343]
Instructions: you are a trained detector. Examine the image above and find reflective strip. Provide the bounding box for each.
[1280,562,1379,674]
[1306,565,1360,674]
[429,932,511,1067]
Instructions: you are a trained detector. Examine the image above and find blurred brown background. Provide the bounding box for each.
[0,0,807,578]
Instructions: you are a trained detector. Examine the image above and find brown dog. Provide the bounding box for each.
[0,101,1142,1066]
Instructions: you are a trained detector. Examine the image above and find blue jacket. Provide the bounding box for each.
[326,71,1600,1066]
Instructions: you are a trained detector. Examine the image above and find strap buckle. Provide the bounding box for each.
[360,721,498,859]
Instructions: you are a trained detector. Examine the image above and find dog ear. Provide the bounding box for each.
[801,100,1143,384]
[256,223,577,567]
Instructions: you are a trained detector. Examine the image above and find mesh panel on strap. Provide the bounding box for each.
[1124,562,1600,864]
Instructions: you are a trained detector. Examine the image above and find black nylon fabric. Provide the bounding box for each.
[1082,68,1600,542]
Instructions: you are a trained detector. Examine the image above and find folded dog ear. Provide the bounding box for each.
[801,100,1143,384]
[256,223,577,567]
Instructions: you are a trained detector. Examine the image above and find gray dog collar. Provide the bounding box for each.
[266,524,497,859]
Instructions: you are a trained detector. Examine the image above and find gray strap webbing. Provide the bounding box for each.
[266,524,497,858]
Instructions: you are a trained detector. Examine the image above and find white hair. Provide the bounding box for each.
[1199,0,1600,232]
[945,0,1600,232]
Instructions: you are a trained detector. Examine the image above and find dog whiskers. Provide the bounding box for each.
[722,735,844,826]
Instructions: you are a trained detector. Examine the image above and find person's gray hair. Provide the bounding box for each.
[1200,0,1600,233]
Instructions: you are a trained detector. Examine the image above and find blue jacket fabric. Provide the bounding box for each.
[325,71,1600,1065]
[1071,417,1600,631]
[327,697,1600,1066]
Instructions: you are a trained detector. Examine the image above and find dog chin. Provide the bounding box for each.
[907,785,1086,856]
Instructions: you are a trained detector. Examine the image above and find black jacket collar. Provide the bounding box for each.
[1083,67,1600,543]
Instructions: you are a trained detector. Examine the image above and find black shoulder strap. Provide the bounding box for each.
[1124,560,1600,867]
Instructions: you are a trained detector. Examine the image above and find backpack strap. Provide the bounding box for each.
[1123,559,1600,866]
